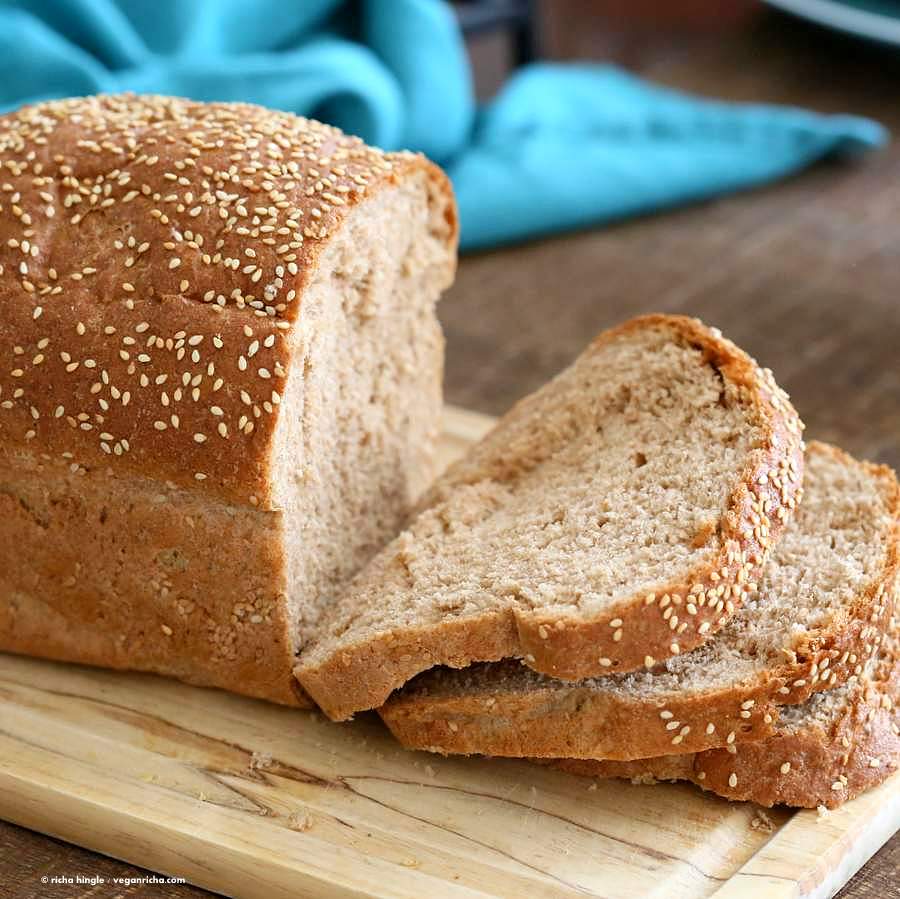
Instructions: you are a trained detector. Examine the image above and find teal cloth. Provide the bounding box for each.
[0,0,887,250]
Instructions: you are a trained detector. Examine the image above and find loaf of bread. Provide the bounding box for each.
[297,315,804,720]
[551,625,899,809]
[0,94,457,704]
[379,442,899,758]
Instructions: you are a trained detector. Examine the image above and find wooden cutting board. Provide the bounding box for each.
[0,406,897,899]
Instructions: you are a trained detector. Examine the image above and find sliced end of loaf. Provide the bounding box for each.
[274,166,456,664]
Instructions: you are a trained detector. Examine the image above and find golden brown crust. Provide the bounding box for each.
[297,314,804,720]
[0,447,307,705]
[379,442,899,756]
[0,94,457,705]
[381,668,779,759]
[549,650,900,809]
[0,94,454,507]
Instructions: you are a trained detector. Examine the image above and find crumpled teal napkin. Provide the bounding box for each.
[0,0,887,250]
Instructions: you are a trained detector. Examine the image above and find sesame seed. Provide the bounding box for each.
[728,773,738,788]
[780,762,791,774]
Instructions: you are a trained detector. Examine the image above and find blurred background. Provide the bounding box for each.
[1,2,898,896]
[459,0,759,98]
[445,0,900,479]
[2,1,897,474]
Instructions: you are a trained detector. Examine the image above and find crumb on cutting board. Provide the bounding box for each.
[750,810,775,833]
[249,751,274,771]
[288,810,313,832]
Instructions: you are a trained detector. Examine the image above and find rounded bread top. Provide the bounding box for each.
[0,94,453,504]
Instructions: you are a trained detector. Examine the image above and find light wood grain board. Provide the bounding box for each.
[0,406,897,899]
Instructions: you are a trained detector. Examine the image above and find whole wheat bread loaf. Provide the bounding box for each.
[380,442,899,759]
[551,626,899,809]
[297,315,804,720]
[0,95,457,704]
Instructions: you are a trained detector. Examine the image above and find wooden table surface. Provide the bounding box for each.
[3,6,899,898]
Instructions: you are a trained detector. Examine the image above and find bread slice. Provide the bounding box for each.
[550,627,899,809]
[0,95,457,705]
[297,315,804,720]
[380,443,899,759]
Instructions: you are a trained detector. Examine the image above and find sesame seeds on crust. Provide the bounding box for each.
[0,94,447,505]
[380,665,782,761]
[549,639,899,809]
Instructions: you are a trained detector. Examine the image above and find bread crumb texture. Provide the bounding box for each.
[298,314,804,719]
[379,442,898,760]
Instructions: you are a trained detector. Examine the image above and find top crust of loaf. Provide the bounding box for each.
[296,314,805,720]
[379,442,900,759]
[0,94,456,506]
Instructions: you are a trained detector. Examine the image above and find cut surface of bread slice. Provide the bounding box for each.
[550,628,899,809]
[297,314,804,720]
[380,443,899,759]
